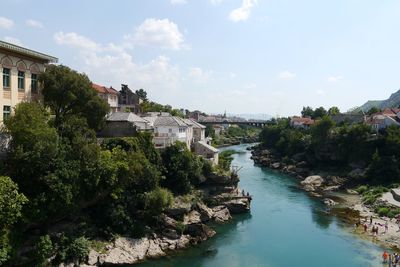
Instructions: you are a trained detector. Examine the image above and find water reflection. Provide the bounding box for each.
[311,207,334,229]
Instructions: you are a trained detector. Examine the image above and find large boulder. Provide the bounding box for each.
[146,239,166,258]
[212,205,232,223]
[160,214,178,230]
[87,250,100,265]
[196,202,214,222]
[223,199,250,214]
[165,200,192,218]
[301,175,324,192]
[184,223,216,241]
[184,210,202,224]
[103,237,150,265]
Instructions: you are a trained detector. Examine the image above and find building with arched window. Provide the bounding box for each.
[0,41,57,122]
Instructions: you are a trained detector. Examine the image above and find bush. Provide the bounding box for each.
[355,185,368,194]
[144,187,174,216]
[376,207,390,217]
[67,237,90,262]
[33,235,53,266]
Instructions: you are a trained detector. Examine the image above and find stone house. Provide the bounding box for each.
[0,40,57,123]
[118,84,142,113]
[194,141,219,165]
[98,112,151,137]
[290,116,315,129]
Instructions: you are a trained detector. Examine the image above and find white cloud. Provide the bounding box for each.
[26,19,43,28]
[170,0,187,4]
[4,37,24,46]
[125,18,185,50]
[229,0,258,22]
[189,67,212,83]
[210,0,223,5]
[54,31,182,103]
[327,75,343,82]
[316,89,325,95]
[54,31,100,51]
[278,70,296,80]
[0,17,14,29]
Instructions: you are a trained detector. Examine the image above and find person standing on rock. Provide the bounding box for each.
[363,223,368,232]
[385,221,388,234]
[383,251,389,263]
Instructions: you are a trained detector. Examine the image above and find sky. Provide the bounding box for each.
[1,0,400,117]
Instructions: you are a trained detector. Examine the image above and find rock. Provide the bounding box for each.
[323,185,340,191]
[223,199,250,214]
[58,263,74,267]
[212,205,232,223]
[165,201,192,218]
[346,189,358,195]
[271,162,281,169]
[103,237,150,265]
[87,250,100,265]
[176,235,191,249]
[184,223,216,241]
[146,239,166,258]
[296,161,309,168]
[184,210,202,224]
[160,214,178,230]
[195,202,214,222]
[324,198,338,206]
[162,229,180,239]
[301,175,324,192]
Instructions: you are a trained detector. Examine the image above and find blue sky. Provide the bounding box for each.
[1,0,400,116]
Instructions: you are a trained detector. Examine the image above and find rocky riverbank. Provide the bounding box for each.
[67,173,251,266]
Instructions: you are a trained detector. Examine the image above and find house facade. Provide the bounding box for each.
[98,112,152,137]
[367,109,400,131]
[92,83,119,113]
[0,41,57,122]
[290,116,315,129]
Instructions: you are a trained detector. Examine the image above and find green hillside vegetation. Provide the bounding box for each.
[0,65,215,266]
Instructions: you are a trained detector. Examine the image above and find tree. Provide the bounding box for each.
[328,106,340,116]
[0,176,27,265]
[144,187,173,216]
[39,65,109,131]
[301,106,314,118]
[135,89,148,101]
[313,106,327,119]
[367,107,380,115]
[205,125,215,138]
[311,116,335,144]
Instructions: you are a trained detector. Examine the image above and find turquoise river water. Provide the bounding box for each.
[137,144,386,267]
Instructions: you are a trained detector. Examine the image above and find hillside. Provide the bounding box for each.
[358,89,400,111]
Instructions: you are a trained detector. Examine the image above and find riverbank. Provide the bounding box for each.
[74,173,251,266]
[250,144,400,252]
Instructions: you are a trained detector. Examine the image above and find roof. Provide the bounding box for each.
[0,40,58,63]
[379,108,400,117]
[107,112,148,123]
[154,116,189,127]
[291,117,315,125]
[197,141,219,153]
[182,118,194,126]
[189,118,206,129]
[144,112,172,117]
[92,83,119,95]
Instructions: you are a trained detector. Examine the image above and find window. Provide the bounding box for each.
[3,106,10,121]
[169,128,172,133]
[31,73,38,93]
[18,71,25,90]
[2,68,10,88]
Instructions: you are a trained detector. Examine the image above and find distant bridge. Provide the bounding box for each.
[198,120,272,128]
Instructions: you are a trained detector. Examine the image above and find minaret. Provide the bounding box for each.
[223,109,227,118]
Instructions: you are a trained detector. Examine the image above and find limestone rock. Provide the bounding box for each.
[103,237,150,265]
[223,199,250,214]
[271,162,281,169]
[184,210,202,224]
[196,202,214,222]
[147,239,166,258]
[87,250,100,265]
[184,223,216,241]
[301,175,324,192]
[160,214,178,230]
[323,198,338,206]
[212,205,232,222]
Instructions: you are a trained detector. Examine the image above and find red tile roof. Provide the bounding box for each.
[291,117,315,125]
[92,83,119,95]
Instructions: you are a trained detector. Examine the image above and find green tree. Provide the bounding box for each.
[313,106,327,119]
[33,235,53,266]
[39,65,109,130]
[135,88,148,101]
[328,106,340,116]
[144,187,174,216]
[367,107,380,115]
[0,176,27,265]
[301,106,314,118]
[205,125,215,138]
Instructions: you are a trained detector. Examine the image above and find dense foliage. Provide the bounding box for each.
[0,66,214,266]
[259,115,400,184]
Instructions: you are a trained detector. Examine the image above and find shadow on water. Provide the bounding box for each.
[311,207,334,229]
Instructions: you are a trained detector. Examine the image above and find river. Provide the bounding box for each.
[137,144,385,267]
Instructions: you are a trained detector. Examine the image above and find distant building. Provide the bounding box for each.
[194,141,219,166]
[0,41,57,122]
[92,83,119,113]
[118,84,142,113]
[190,119,206,142]
[331,113,366,125]
[290,116,315,129]
[366,109,400,131]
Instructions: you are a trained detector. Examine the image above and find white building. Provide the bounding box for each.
[0,41,57,122]
[92,83,119,113]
